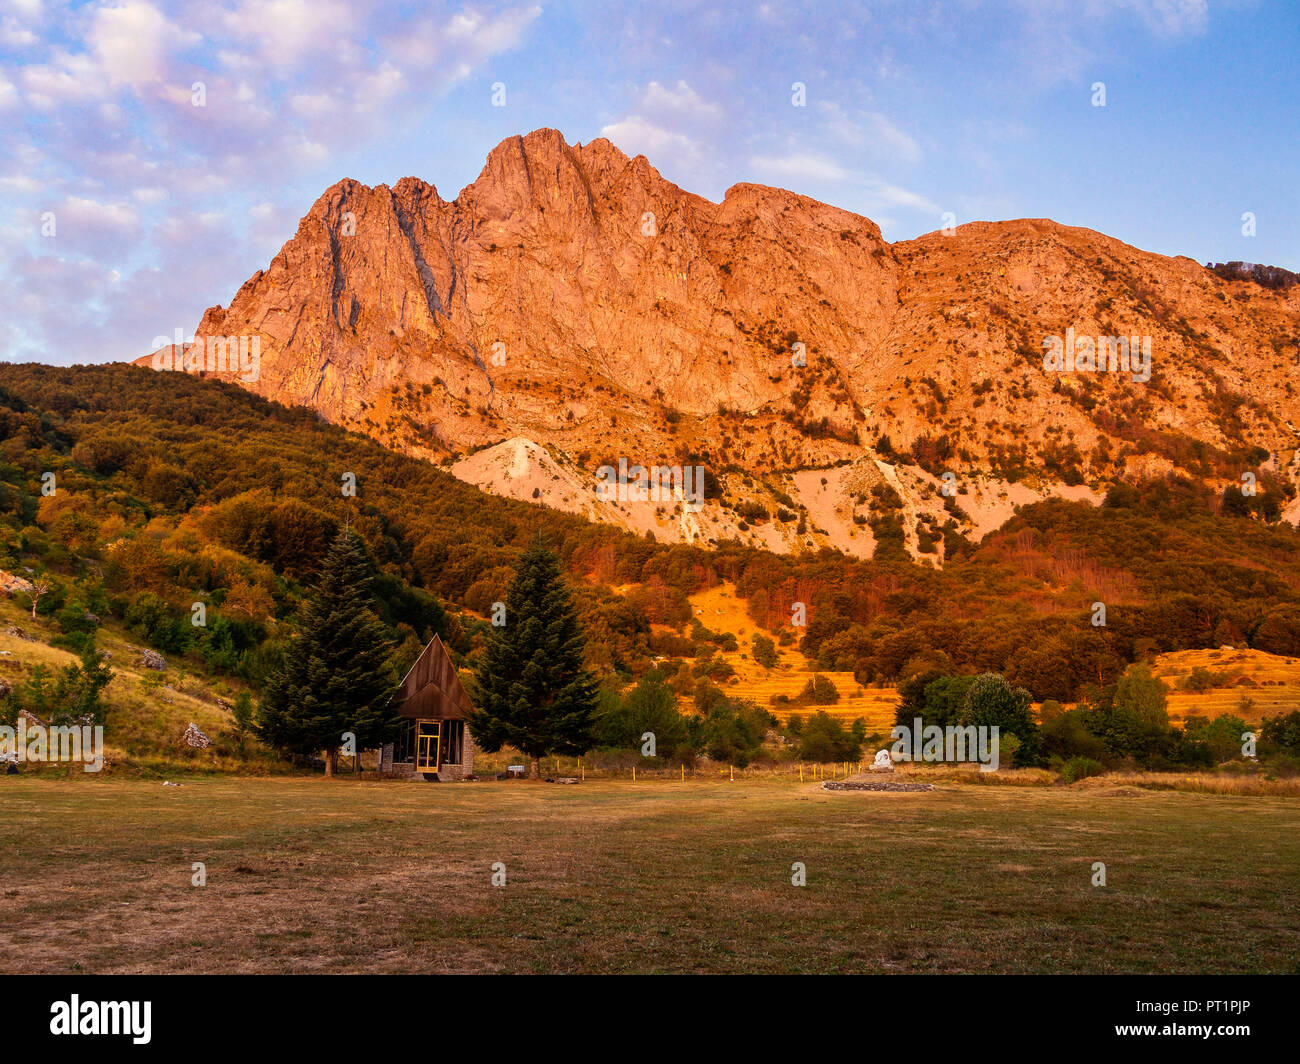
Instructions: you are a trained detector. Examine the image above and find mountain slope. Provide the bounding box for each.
[139,127,1300,555]
[5,362,1300,711]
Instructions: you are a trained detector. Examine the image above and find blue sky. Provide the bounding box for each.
[2,0,1296,364]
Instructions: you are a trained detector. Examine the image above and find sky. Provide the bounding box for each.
[1,0,1297,365]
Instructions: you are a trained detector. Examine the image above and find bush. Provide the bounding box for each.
[1261,711,1300,754]
[8,640,115,727]
[1201,713,1248,762]
[1060,756,1105,783]
[232,690,256,736]
[694,698,771,766]
[693,678,727,714]
[1179,666,1234,692]
[752,633,778,669]
[598,671,691,756]
[797,710,861,762]
[799,674,840,705]
[960,673,1042,765]
[1042,708,1110,763]
[692,656,735,681]
[125,591,193,655]
[995,731,1022,767]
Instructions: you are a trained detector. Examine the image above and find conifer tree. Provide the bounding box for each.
[258,528,395,775]
[469,537,598,778]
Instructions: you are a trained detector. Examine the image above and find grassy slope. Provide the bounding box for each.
[1154,647,1300,725]
[0,597,278,776]
[1,776,1296,974]
[684,582,1300,730]
[685,581,898,733]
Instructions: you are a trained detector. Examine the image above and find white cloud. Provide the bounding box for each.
[288,91,337,120]
[819,101,922,165]
[0,20,39,48]
[1130,0,1209,35]
[596,78,724,186]
[0,174,41,196]
[22,53,105,108]
[222,0,357,69]
[1009,0,1210,84]
[641,80,723,121]
[89,0,199,87]
[388,3,542,82]
[444,4,542,54]
[858,179,939,214]
[600,115,697,159]
[154,211,229,249]
[59,196,140,234]
[748,153,939,215]
[355,62,405,104]
[748,152,851,184]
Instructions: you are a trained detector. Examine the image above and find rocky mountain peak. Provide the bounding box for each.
[137,128,1300,559]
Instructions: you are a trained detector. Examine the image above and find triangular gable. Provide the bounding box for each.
[391,634,473,721]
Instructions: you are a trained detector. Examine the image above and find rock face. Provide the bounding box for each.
[139,128,1300,556]
[0,570,36,596]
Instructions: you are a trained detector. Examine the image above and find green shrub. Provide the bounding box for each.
[797,710,861,762]
[752,633,778,669]
[799,674,840,705]
[1060,756,1105,783]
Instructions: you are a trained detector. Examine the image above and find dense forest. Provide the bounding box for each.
[1,361,1298,724]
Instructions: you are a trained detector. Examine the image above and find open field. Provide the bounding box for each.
[3,776,1297,974]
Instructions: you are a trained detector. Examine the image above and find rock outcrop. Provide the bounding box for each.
[137,128,1300,557]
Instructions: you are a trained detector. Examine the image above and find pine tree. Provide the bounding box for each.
[258,528,396,776]
[469,537,598,778]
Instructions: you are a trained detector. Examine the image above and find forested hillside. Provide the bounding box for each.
[0,362,1298,719]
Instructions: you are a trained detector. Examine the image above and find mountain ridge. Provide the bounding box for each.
[136,127,1300,557]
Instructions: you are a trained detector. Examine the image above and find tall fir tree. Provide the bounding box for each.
[469,537,599,778]
[258,528,396,775]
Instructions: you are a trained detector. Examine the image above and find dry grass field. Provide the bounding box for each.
[681,584,1300,733]
[686,582,898,734]
[3,775,1297,975]
[1152,647,1300,727]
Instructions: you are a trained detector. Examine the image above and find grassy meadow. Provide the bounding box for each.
[686,582,900,733]
[1153,646,1300,726]
[2,774,1297,974]
[686,582,1298,731]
